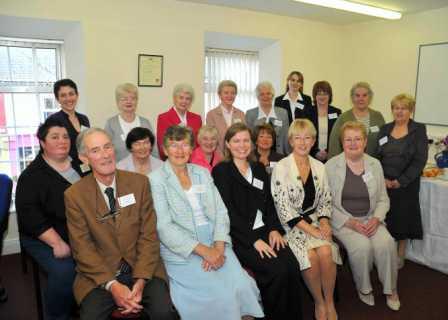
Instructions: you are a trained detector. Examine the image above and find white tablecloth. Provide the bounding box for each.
[406,178,448,274]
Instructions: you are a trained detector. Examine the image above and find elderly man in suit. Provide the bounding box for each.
[65,128,177,320]
[245,81,290,155]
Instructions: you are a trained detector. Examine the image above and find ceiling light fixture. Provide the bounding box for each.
[293,0,402,20]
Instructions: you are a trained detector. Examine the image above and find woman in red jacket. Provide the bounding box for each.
[157,83,202,159]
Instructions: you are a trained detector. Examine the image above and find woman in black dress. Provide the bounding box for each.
[375,93,428,269]
[212,123,302,320]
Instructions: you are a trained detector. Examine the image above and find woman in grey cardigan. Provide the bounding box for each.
[104,83,158,161]
[326,121,400,311]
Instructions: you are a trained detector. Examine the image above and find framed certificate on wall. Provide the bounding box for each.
[138,54,163,87]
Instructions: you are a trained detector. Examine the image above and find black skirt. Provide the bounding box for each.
[385,178,423,240]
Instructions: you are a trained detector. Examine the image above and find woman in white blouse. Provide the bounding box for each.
[271,119,341,320]
[104,83,158,161]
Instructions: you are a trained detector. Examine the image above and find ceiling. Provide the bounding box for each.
[178,0,448,25]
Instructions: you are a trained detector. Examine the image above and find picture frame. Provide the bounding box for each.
[138,54,163,87]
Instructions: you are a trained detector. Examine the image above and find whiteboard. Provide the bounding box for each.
[415,42,448,126]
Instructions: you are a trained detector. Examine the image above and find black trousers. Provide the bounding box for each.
[234,238,303,320]
[80,277,178,320]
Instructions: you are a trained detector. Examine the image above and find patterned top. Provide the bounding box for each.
[271,154,336,270]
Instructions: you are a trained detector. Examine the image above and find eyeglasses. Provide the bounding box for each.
[343,137,364,144]
[119,96,137,102]
[167,143,191,150]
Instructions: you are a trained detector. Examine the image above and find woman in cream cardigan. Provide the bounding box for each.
[271,119,341,320]
[325,121,400,311]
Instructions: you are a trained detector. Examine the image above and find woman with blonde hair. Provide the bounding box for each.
[190,125,222,172]
[206,80,246,154]
[375,94,428,269]
[326,121,400,311]
[271,119,341,320]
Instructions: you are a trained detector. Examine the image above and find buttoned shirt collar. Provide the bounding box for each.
[96,176,117,211]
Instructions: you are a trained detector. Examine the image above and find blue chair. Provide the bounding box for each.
[0,173,13,303]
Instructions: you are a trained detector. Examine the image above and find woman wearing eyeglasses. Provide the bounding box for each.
[104,83,158,162]
[326,121,400,311]
[149,125,263,320]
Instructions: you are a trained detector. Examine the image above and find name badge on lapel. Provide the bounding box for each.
[252,178,264,190]
[370,126,379,133]
[269,161,277,168]
[296,103,304,110]
[118,193,136,208]
[273,119,283,127]
[191,184,206,194]
[379,136,388,146]
[328,113,338,120]
[362,172,373,183]
[80,163,90,173]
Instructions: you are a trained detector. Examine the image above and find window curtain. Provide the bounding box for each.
[204,48,259,114]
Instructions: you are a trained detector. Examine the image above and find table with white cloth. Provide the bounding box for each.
[406,177,448,274]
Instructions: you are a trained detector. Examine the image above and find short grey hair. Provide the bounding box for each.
[172,83,195,102]
[350,81,373,101]
[76,128,112,155]
[162,125,194,149]
[115,83,138,104]
[255,81,275,98]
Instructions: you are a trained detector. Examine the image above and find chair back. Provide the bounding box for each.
[0,174,13,254]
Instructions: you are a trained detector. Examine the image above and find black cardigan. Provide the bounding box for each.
[47,110,90,167]
[15,153,84,242]
[375,119,428,188]
[274,93,313,125]
[212,161,283,249]
[306,105,342,159]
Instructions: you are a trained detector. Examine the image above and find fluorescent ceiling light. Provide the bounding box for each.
[293,0,402,20]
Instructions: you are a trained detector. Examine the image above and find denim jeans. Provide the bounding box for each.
[21,236,76,320]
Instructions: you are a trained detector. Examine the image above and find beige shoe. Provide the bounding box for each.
[386,296,401,311]
[358,291,375,306]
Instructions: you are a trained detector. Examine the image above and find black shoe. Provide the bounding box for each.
[0,286,8,303]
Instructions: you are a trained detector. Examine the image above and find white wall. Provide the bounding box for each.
[339,6,448,138]
[1,0,448,254]
[0,0,343,254]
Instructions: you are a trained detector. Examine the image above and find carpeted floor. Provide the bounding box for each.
[0,253,447,319]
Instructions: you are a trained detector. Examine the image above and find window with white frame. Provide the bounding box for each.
[0,37,63,185]
[204,48,259,114]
